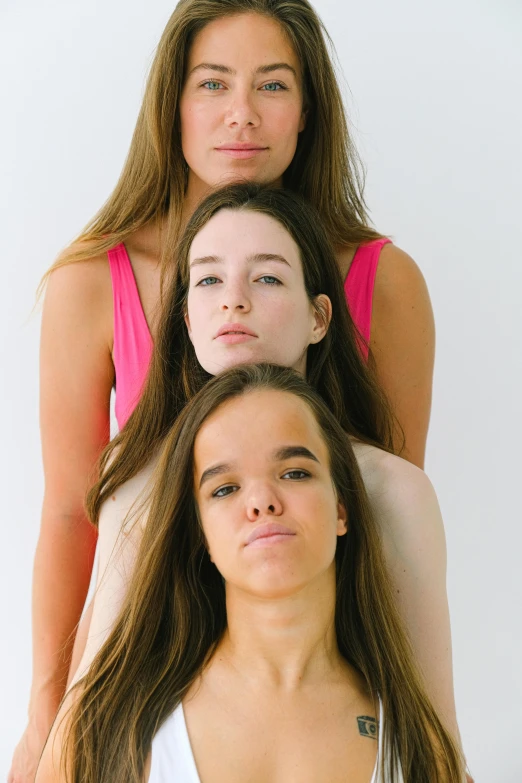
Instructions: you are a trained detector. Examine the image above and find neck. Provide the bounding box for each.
[182,171,285,226]
[126,216,166,260]
[215,566,345,691]
[132,173,287,261]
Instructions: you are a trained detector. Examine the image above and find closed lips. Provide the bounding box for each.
[216,144,267,150]
[215,323,257,338]
[245,523,296,546]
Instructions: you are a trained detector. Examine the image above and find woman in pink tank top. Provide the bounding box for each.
[11,4,440,782]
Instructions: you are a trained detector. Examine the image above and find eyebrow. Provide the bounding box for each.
[190,253,291,268]
[199,462,233,489]
[189,62,298,78]
[198,446,319,489]
[273,446,320,464]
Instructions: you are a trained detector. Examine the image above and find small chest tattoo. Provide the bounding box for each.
[357,715,379,740]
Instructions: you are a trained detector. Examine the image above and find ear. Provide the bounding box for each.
[184,309,193,341]
[336,501,348,537]
[298,108,307,133]
[310,294,332,345]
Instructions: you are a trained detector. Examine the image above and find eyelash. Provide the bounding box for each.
[211,470,310,498]
[195,275,282,287]
[212,485,239,498]
[282,470,310,480]
[200,80,287,92]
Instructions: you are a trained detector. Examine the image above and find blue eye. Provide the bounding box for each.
[202,81,223,91]
[258,275,281,285]
[213,485,238,498]
[197,276,220,286]
[282,470,310,480]
[262,82,286,92]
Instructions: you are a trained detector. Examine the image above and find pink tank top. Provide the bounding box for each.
[108,244,153,429]
[108,238,390,429]
[344,238,391,360]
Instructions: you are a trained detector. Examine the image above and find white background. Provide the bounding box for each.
[1,1,521,780]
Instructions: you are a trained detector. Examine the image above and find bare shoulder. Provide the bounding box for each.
[41,252,115,368]
[371,241,434,359]
[44,252,112,323]
[352,442,447,568]
[375,242,429,295]
[352,441,438,517]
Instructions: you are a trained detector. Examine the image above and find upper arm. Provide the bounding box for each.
[70,468,154,686]
[40,257,114,522]
[369,244,435,468]
[367,456,458,736]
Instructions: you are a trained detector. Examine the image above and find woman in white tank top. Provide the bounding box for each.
[148,698,396,783]
[37,365,464,783]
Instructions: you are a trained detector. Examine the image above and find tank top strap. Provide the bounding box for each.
[107,243,154,430]
[344,238,391,360]
[149,703,201,783]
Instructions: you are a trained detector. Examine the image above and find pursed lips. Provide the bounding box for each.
[245,522,296,547]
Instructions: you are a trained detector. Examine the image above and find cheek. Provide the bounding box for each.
[180,100,217,161]
[186,295,209,336]
[267,103,304,144]
[263,296,311,339]
[301,495,340,558]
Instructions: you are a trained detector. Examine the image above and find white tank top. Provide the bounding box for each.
[148,699,404,782]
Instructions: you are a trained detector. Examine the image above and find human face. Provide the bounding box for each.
[180,13,306,199]
[194,389,348,600]
[185,209,330,376]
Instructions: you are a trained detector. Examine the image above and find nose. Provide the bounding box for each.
[224,87,261,130]
[220,279,251,313]
[246,484,283,522]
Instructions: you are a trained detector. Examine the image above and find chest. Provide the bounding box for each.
[183,688,378,783]
[128,252,163,340]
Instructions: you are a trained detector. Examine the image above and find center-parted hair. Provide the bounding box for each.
[45,0,383,282]
[66,364,463,782]
[86,184,398,525]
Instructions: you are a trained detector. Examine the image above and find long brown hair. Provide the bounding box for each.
[86,184,397,524]
[64,364,463,782]
[44,0,381,285]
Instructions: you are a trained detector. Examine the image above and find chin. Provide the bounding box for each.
[214,168,278,188]
[250,577,307,601]
[203,352,272,376]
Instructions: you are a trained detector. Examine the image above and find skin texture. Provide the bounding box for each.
[186,209,330,375]
[179,13,306,213]
[12,12,436,783]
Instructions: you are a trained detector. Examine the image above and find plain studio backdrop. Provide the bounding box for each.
[1,1,521,780]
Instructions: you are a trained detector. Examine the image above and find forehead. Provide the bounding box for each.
[194,389,329,472]
[187,13,300,73]
[189,209,301,266]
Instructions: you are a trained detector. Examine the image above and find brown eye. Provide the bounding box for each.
[282,470,310,480]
